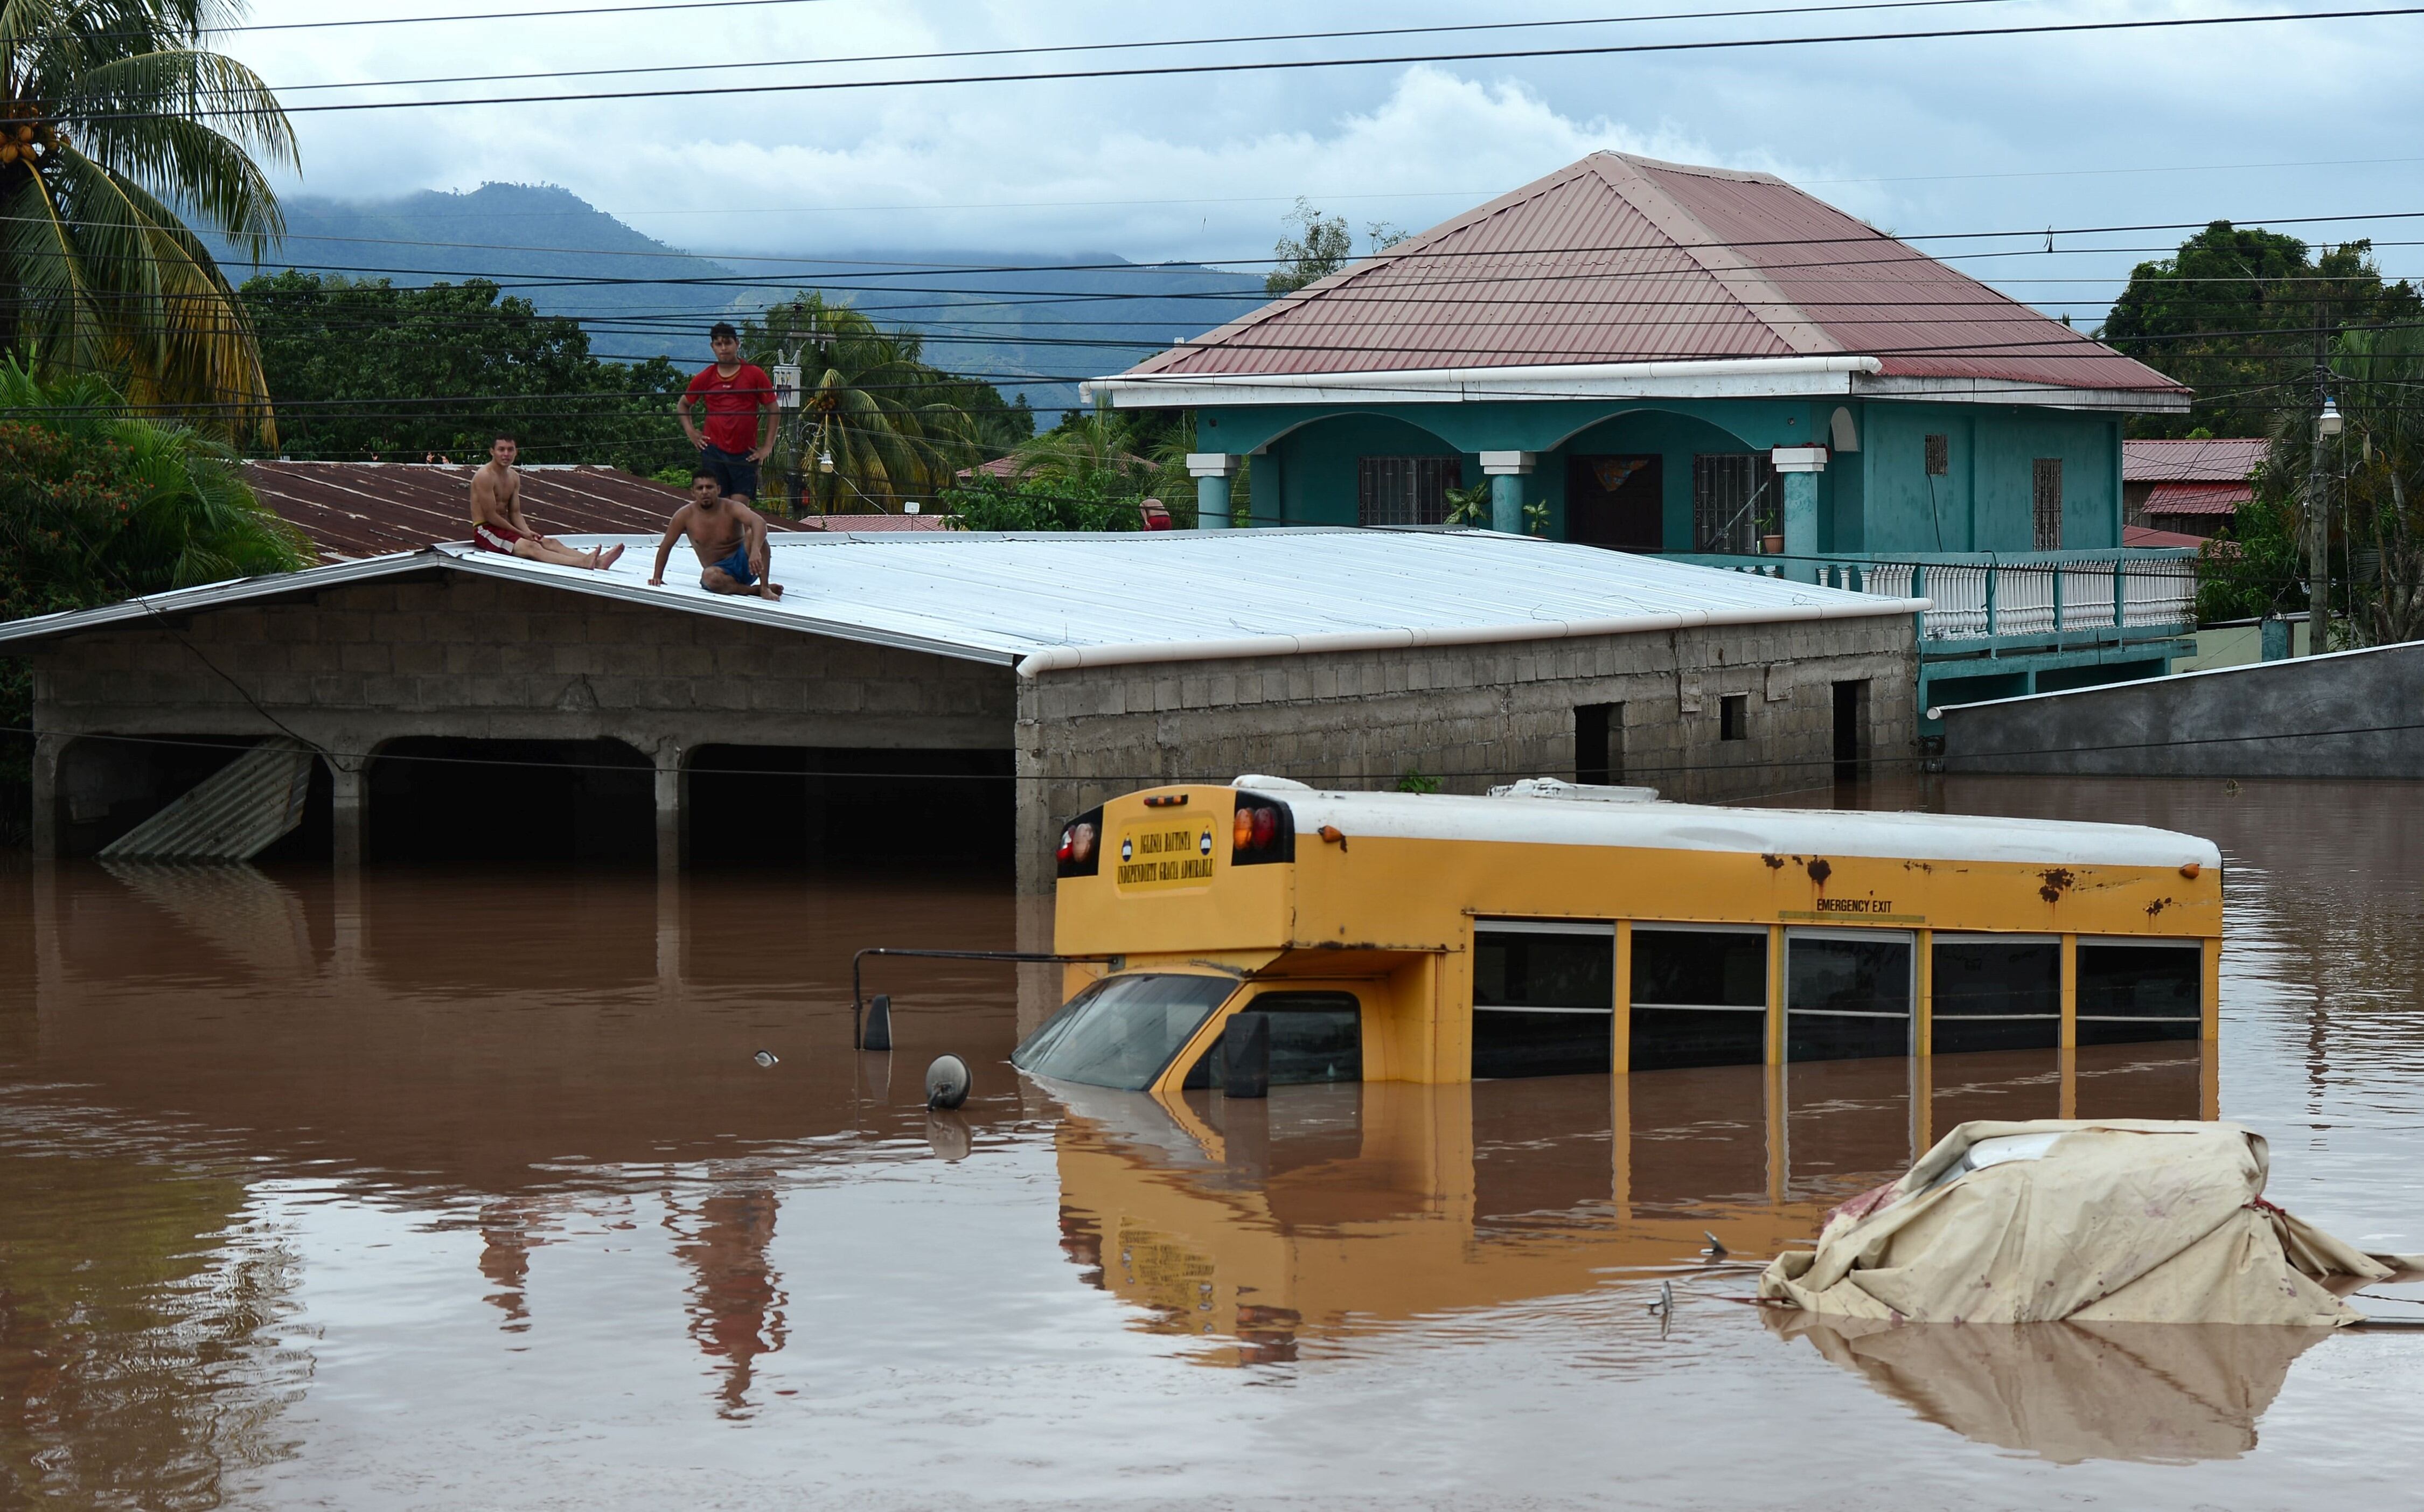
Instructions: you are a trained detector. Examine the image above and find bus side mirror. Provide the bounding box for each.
[1222,1011,1270,1099]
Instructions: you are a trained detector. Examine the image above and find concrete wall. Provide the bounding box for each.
[1939,639,2424,778]
[25,568,1015,862]
[1013,614,1918,892]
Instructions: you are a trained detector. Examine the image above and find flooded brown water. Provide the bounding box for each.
[6,776,2424,1509]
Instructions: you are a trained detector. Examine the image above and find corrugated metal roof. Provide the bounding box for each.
[0,528,1924,675]
[1122,152,2183,400]
[2123,525,2211,549]
[245,461,797,563]
[2122,438,2269,483]
[96,738,312,861]
[2144,482,2249,515]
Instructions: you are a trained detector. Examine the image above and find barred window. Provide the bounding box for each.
[1692,454,1779,552]
[1357,456,1461,527]
[2032,458,2063,550]
[1924,434,1949,476]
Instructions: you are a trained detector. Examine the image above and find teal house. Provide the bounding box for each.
[1084,152,2200,715]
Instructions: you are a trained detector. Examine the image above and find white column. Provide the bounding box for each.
[1478,451,1539,534]
[1187,452,1244,529]
[1771,445,1829,582]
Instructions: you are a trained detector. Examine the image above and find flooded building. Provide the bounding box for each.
[0,529,1920,886]
[1091,151,2206,714]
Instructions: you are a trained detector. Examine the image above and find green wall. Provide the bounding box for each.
[1201,395,2125,554]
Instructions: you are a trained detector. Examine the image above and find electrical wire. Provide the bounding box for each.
[61,5,2424,120]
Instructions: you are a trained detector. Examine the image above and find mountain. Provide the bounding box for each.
[210,183,1266,408]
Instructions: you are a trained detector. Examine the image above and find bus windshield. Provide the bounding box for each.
[1013,973,1238,1090]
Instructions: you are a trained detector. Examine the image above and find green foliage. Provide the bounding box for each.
[1522,499,1550,537]
[1263,200,1415,295]
[1443,480,1491,527]
[0,0,296,434]
[940,473,1159,532]
[0,357,310,831]
[2194,493,2303,623]
[1394,768,1442,795]
[2312,325,2424,643]
[2101,223,2423,438]
[742,292,995,515]
[240,271,688,472]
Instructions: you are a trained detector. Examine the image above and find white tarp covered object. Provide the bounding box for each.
[1759,1119,2422,1326]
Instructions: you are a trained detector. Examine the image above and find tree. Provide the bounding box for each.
[0,354,309,838]
[239,271,688,472]
[1266,199,1355,295]
[741,293,985,515]
[2100,222,2422,438]
[1,0,295,435]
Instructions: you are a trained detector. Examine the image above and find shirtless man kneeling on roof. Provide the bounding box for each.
[647,471,784,599]
[470,434,625,569]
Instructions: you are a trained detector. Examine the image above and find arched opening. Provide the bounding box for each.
[1263,412,1472,528]
[366,737,653,865]
[51,734,334,861]
[1551,409,1771,553]
[685,745,1014,874]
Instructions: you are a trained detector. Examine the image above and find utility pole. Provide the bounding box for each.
[2307,301,2336,656]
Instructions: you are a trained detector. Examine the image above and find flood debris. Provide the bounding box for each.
[1758,1120,2423,1326]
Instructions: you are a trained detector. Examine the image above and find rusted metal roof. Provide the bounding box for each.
[2123,525,2213,549]
[1121,152,2185,401]
[2123,438,2269,483]
[244,461,797,563]
[2144,481,2250,515]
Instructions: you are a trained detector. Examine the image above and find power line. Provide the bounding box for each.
[69,6,2424,119]
[265,0,2027,95]
[198,0,841,34]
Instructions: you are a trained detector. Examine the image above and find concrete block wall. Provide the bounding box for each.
[31,572,1015,760]
[1013,615,1917,891]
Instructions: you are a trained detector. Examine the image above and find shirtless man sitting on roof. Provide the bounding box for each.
[647,471,784,599]
[470,434,625,569]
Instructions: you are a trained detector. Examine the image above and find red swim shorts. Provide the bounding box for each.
[473,521,527,553]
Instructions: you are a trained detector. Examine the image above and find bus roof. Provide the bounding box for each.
[1230,781,2222,870]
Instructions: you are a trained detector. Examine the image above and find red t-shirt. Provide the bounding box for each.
[685,363,774,453]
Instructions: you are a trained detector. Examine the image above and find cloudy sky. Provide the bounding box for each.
[220,0,2424,324]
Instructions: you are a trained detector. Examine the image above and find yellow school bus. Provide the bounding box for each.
[1013,777,2222,1094]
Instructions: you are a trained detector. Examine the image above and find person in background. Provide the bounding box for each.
[648,471,784,600]
[469,434,623,569]
[1138,497,1174,531]
[678,322,777,503]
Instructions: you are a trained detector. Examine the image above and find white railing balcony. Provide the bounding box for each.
[1661,548,2201,651]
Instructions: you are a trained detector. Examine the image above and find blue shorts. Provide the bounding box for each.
[706,546,757,588]
[699,444,758,500]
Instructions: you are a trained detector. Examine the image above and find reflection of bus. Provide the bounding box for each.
[1050,1043,2214,1358]
[1014,778,2220,1094]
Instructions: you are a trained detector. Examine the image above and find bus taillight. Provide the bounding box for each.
[1230,793,1295,866]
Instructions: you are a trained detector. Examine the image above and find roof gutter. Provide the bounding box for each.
[1081,355,1884,407]
[1014,595,1930,678]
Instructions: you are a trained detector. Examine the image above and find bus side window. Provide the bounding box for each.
[1184,992,1363,1089]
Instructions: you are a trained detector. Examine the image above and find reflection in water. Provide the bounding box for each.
[1766,1313,2333,1465]
[1046,1044,2216,1375]
[668,1184,789,1418]
[5,776,2424,1503]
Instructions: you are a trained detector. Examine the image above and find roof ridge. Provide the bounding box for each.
[1585,155,1838,358]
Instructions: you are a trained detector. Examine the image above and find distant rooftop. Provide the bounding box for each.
[2123,438,2269,484]
[1103,152,2186,407]
[0,528,1924,677]
[245,461,747,563]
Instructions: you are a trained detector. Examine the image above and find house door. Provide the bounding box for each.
[1565,455,1662,550]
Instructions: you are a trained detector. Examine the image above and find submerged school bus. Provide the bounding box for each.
[1013,777,2223,1093]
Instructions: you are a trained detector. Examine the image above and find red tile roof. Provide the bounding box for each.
[2123,525,2212,549]
[794,512,952,532]
[2145,481,2250,515]
[1125,152,2185,398]
[2122,437,2269,483]
[243,461,799,563]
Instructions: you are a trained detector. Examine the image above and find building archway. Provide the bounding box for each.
[684,745,1013,874]
[365,737,654,865]
[1548,408,1777,552]
[49,733,336,861]
[1258,411,1472,528]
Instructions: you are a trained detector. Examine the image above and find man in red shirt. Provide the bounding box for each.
[678,322,778,502]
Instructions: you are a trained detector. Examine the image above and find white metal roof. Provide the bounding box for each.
[1237,780,2221,870]
[0,527,1924,677]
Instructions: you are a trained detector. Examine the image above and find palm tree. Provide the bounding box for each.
[743,294,979,515]
[1,0,294,437]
